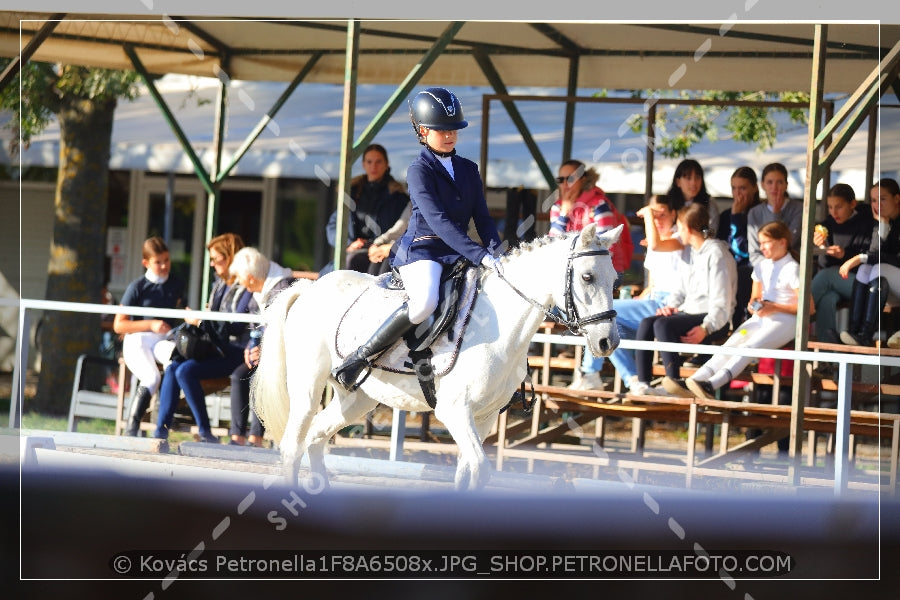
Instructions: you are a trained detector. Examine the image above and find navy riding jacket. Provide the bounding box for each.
[392,148,502,268]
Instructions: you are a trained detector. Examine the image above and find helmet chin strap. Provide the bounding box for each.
[414,122,457,158]
[421,138,456,158]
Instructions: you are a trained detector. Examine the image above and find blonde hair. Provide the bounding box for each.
[207,233,245,284]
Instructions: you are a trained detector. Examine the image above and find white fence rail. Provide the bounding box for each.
[5,298,898,496]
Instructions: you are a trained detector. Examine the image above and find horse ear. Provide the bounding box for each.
[579,222,598,248]
[596,223,624,249]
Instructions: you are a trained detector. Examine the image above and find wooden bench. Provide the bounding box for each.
[494,382,899,493]
[67,354,232,438]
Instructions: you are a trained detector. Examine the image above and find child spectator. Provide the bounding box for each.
[632,203,737,396]
[718,166,761,329]
[683,221,803,399]
[838,178,900,346]
[666,158,720,229]
[113,236,185,436]
[747,162,803,266]
[811,183,875,343]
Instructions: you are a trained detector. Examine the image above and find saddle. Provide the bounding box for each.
[388,258,471,353]
[334,259,479,382]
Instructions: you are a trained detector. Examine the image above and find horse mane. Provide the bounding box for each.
[501,231,574,262]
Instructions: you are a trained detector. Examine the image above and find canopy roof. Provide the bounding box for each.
[2,15,898,94]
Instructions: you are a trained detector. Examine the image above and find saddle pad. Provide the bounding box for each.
[334,268,479,376]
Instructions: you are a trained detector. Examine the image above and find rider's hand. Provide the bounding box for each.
[481,254,503,276]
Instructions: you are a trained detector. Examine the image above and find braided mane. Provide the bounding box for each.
[500,232,574,263]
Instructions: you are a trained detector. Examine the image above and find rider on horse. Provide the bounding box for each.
[332,87,504,390]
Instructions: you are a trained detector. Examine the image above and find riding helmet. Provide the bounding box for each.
[409,87,468,133]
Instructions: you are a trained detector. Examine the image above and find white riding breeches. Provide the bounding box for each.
[121,331,173,393]
[397,259,443,324]
[700,312,797,379]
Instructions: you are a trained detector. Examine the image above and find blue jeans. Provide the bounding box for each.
[154,343,244,439]
[811,266,855,340]
[582,292,670,386]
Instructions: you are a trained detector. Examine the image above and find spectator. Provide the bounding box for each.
[838,178,900,346]
[632,203,737,396]
[569,194,688,393]
[718,166,761,329]
[666,158,720,229]
[811,183,875,343]
[747,162,803,266]
[549,158,635,366]
[114,236,185,437]
[326,143,411,275]
[227,246,295,446]
[154,233,252,443]
[684,221,803,399]
[549,159,634,275]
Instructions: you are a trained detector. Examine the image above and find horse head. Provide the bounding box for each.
[569,222,621,357]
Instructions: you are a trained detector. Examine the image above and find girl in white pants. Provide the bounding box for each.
[685,221,802,399]
[121,332,175,393]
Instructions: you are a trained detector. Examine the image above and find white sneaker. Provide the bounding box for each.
[628,380,653,395]
[567,371,606,391]
[888,330,900,349]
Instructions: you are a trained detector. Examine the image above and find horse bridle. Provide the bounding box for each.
[496,234,617,335]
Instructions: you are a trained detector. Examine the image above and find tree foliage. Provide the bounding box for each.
[624,89,810,159]
[0,60,141,156]
[1,59,142,413]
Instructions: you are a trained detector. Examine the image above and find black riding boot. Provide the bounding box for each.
[841,278,889,346]
[124,385,152,436]
[843,278,869,338]
[332,304,413,390]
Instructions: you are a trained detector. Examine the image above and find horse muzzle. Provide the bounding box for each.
[586,320,620,357]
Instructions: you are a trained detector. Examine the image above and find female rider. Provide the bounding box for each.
[332,87,503,390]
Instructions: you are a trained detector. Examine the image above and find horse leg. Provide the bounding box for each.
[280,372,329,488]
[435,403,490,491]
[280,407,318,488]
[302,390,379,489]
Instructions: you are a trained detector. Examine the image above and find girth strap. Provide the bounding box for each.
[404,348,438,409]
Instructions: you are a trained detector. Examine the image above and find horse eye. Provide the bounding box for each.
[581,272,594,283]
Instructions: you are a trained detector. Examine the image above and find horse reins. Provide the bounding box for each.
[494,234,617,336]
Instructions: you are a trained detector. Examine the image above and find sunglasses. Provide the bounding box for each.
[555,173,580,185]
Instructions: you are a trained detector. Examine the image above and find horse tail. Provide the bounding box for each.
[250,279,310,444]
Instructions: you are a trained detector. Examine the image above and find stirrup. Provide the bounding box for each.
[332,356,372,391]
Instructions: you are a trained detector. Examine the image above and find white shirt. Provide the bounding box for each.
[752,253,800,305]
[642,232,687,296]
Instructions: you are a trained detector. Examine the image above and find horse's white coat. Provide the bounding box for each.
[251,223,622,491]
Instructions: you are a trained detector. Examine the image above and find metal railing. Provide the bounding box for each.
[6,298,898,495]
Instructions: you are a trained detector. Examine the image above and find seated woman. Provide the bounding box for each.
[631,203,737,396]
[325,143,411,276]
[153,233,252,443]
[227,246,295,446]
[684,221,803,399]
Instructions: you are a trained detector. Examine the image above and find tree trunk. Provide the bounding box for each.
[34,96,116,415]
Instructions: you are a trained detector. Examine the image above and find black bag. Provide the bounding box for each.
[173,322,225,361]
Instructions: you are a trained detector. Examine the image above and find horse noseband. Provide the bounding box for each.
[560,239,617,335]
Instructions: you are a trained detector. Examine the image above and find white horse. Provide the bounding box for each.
[251,223,622,491]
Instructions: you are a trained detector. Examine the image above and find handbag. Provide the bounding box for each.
[173,322,225,361]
